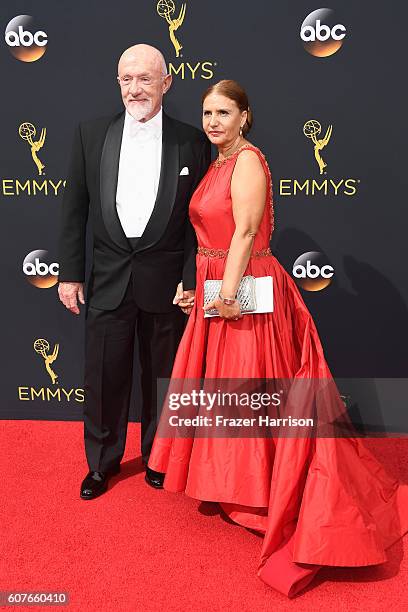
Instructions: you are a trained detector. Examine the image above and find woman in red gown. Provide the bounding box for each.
[148,80,408,597]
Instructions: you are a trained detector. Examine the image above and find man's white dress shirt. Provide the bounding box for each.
[116,108,162,238]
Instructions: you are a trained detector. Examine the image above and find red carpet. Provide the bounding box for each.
[0,421,407,611]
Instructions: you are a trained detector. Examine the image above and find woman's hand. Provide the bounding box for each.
[203,296,242,321]
[179,290,195,315]
[173,282,195,315]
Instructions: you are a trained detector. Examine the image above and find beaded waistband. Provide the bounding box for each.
[197,246,272,258]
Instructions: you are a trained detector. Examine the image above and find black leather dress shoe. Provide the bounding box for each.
[145,466,165,489]
[80,465,121,500]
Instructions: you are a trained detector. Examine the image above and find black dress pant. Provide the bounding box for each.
[84,274,186,472]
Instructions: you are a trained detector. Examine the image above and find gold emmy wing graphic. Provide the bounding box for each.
[303,119,332,175]
[19,122,46,176]
[157,0,186,58]
[34,338,59,385]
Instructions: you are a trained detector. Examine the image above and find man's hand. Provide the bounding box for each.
[58,282,85,315]
[173,282,195,315]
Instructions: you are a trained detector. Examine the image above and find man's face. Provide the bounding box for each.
[117,54,171,122]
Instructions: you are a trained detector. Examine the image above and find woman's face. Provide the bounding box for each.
[202,92,247,148]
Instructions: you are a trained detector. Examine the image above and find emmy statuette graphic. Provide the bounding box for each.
[157,0,186,58]
[19,122,46,175]
[34,338,59,385]
[303,119,332,175]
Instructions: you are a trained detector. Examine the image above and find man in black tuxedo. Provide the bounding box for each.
[58,44,211,499]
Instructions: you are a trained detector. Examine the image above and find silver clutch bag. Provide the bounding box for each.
[203,275,257,315]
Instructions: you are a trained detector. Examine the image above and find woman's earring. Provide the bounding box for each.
[239,126,243,137]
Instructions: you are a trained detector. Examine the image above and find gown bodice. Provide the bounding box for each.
[189,144,274,254]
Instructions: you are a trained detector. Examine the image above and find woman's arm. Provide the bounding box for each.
[203,149,267,320]
[221,149,267,298]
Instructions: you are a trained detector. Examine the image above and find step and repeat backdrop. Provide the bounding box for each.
[1,1,407,428]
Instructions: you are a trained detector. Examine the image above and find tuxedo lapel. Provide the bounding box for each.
[99,111,179,253]
[100,111,131,251]
[133,112,179,252]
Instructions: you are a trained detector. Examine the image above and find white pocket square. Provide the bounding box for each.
[179,166,189,176]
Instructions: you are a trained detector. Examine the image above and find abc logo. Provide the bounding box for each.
[23,250,59,288]
[292,251,334,291]
[300,9,346,57]
[5,15,47,62]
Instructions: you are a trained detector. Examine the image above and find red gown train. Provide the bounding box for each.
[148,144,408,597]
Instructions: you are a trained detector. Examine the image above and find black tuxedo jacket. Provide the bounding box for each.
[58,111,211,312]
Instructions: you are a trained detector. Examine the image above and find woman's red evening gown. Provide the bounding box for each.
[148,144,408,597]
